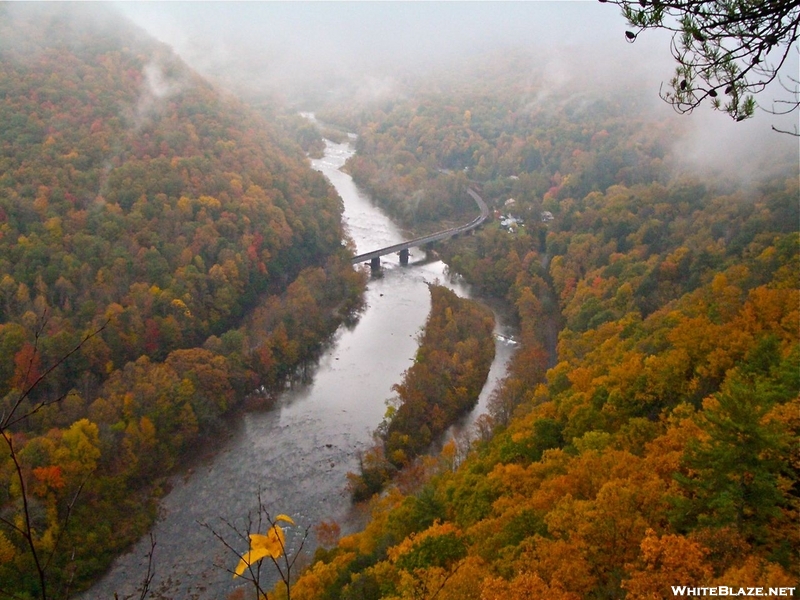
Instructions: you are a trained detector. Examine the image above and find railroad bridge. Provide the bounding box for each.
[351,188,489,270]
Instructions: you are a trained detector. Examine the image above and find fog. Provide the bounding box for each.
[115,2,673,104]
[114,1,797,178]
[2,0,794,178]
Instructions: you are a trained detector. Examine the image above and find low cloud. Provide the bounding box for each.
[139,61,183,111]
[130,57,190,129]
[112,2,798,180]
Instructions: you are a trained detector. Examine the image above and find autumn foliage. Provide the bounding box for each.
[290,48,799,600]
[0,5,364,596]
[348,285,495,501]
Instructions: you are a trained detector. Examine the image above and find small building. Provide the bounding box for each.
[500,215,524,232]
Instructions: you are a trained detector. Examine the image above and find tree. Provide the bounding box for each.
[388,522,468,600]
[0,317,107,600]
[622,529,714,599]
[671,376,796,544]
[604,0,800,132]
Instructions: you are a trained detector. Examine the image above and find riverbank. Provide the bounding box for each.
[348,284,496,500]
[79,137,516,600]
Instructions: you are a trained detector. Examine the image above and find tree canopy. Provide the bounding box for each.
[604,0,800,132]
[291,46,798,600]
[0,5,365,596]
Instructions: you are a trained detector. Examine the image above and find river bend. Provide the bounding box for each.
[81,137,516,600]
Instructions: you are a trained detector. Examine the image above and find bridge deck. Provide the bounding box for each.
[351,189,488,265]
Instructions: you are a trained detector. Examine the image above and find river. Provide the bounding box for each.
[80,136,516,600]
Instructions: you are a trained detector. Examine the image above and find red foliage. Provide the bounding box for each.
[12,343,41,391]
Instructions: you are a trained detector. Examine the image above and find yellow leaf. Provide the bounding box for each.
[233,526,286,578]
[274,514,295,525]
[234,547,271,577]
[252,528,284,554]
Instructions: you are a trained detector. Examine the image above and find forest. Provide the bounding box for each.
[0,3,798,600]
[348,284,496,503]
[0,6,364,597]
[285,50,799,600]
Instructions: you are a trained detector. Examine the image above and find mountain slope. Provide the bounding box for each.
[289,50,799,600]
[0,4,363,596]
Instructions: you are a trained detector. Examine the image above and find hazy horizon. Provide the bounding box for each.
[112,1,797,180]
[116,2,671,102]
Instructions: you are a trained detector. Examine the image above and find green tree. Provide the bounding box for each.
[671,374,796,544]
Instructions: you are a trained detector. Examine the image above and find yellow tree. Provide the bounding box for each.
[622,529,713,599]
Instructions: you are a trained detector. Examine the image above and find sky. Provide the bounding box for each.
[115,1,797,175]
[115,2,673,101]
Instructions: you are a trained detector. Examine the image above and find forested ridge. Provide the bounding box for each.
[289,51,799,599]
[1,5,797,598]
[0,5,364,596]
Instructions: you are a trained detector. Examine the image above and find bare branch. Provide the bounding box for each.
[2,319,110,430]
[42,477,87,574]
[202,490,308,600]
[0,319,110,599]
[137,534,157,600]
[1,430,47,600]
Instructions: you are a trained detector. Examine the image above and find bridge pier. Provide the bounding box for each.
[350,188,488,268]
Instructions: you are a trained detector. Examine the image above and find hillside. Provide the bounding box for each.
[0,5,364,596]
[288,50,799,600]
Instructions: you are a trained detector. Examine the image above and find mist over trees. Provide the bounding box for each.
[0,4,363,596]
[606,0,800,132]
[119,1,798,134]
[0,2,797,599]
[286,53,798,600]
